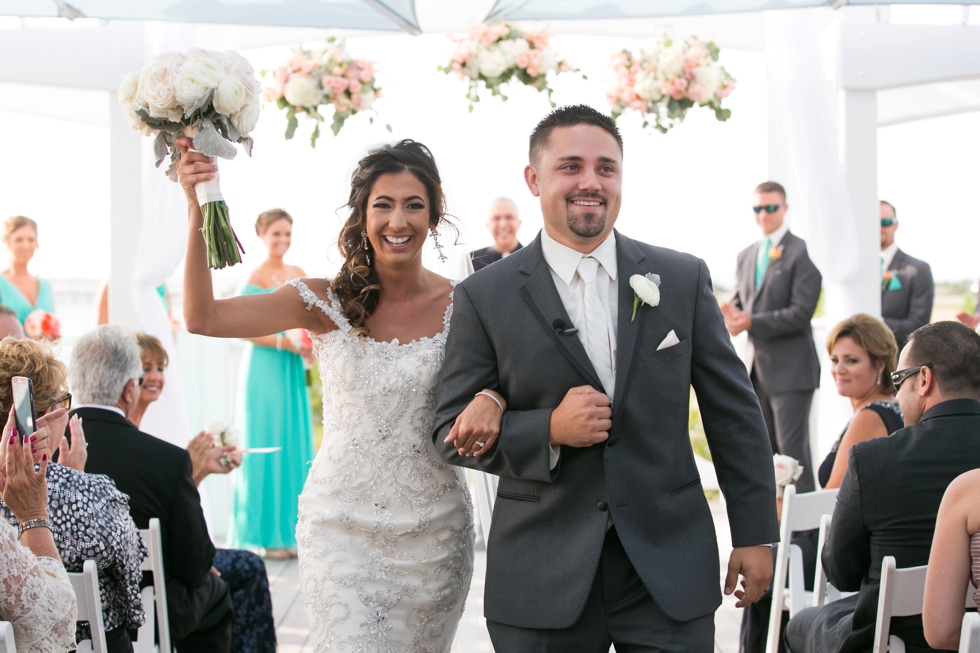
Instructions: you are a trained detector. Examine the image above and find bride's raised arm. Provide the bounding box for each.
[176,137,327,339]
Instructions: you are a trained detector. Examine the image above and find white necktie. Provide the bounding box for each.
[577,257,614,395]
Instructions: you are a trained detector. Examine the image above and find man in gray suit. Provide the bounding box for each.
[722,182,822,494]
[879,200,934,350]
[432,105,779,652]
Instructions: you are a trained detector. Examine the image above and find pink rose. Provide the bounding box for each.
[687,83,707,103]
[717,79,735,99]
[274,67,289,85]
[332,66,344,76]
[516,53,531,69]
[301,59,319,74]
[349,80,362,93]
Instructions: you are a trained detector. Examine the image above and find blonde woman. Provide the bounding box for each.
[0,216,54,325]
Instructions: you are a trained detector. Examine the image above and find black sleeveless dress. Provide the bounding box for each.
[817,401,904,488]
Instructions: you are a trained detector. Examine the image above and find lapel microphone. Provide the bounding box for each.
[553,319,579,336]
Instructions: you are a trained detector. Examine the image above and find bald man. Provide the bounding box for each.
[471,197,523,272]
[0,305,24,339]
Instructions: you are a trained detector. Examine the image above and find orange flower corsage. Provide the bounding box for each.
[768,246,783,261]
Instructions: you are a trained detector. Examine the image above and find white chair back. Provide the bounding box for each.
[765,485,840,653]
[961,612,980,653]
[135,518,171,653]
[0,621,15,653]
[872,556,928,653]
[68,559,108,653]
[472,472,499,542]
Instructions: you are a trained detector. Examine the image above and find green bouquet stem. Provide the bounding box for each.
[200,200,244,269]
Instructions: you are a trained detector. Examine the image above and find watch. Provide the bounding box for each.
[18,518,52,536]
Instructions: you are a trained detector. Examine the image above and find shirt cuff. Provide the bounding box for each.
[549,445,560,470]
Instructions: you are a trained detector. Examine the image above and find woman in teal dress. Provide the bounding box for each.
[0,216,55,323]
[229,209,314,557]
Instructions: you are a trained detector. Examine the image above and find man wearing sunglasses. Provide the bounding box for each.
[722,181,822,494]
[786,321,980,653]
[879,200,934,350]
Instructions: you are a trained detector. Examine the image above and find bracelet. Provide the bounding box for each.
[475,391,503,413]
[19,518,52,536]
[276,334,283,351]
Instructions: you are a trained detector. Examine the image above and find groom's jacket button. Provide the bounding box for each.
[606,439,617,447]
[597,502,608,512]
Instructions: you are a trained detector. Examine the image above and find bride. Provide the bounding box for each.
[176,138,504,652]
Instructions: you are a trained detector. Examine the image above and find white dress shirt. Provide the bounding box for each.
[541,229,619,470]
[761,222,790,251]
[881,241,899,271]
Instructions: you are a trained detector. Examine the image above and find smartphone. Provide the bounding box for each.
[11,376,36,436]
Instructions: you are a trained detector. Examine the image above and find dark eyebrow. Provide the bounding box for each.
[556,156,619,165]
[405,195,426,202]
[372,195,426,202]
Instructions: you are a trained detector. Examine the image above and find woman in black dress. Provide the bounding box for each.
[741,314,904,653]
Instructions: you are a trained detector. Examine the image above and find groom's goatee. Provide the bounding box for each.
[567,212,606,238]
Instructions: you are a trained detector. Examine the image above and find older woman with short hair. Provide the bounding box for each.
[0,337,147,653]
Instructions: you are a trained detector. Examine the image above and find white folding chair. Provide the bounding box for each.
[471,472,499,542]
[0,621,15,653]
[68,559,108,653]
[961,612,980,653]
[765,485,840,653]
[135,518,172,653]
[872,556,929,653]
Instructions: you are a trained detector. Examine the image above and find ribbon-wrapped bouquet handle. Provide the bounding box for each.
[117,48,260,269]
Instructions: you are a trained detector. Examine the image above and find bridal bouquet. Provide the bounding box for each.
[204,420,239,468]
[24,309,60,340]
[773,454,804,489]
[117,48,262,269]
[263,39,384,147]
[608,37,735,133]
[440,22,575,109]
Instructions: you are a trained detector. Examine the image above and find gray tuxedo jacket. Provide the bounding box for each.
[432,231,778,628]
[880,248,934,350]
[732,231,821,394]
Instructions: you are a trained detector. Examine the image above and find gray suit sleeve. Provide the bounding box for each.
[432,284,556,483]
[883,261,934,343]
[750,247,822,340]
[690,260,779,547]
[822,448,870,592]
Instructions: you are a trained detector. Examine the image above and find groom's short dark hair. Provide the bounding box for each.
[529,105,622,165]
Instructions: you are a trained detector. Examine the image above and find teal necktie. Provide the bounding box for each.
[755,237,771,289]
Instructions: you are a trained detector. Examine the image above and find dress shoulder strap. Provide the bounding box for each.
[443,281,458,333]
[286,278,351,334]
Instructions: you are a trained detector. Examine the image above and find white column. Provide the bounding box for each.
[107,97,143,330]
[837,88,881,323]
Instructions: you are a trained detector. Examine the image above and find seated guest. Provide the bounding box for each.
[132,333,275,653]
[741,314,902,652]
[1,408,77,653]
[67,326,232,653]
[0,337,147,653]
[922,468,980,650]
[785,320,980,653]
[879,200,934,350]
[469,197,523,271]
[0,305,23,339]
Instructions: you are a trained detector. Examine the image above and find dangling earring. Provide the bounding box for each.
[361,230,371,266]
[430,226,447,263]
[877,373,882,385]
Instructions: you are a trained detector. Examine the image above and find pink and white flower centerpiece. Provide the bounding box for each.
[441,22,575,109]
[117,48,261,269]
[263,38,385,147]
[608,37,735,133]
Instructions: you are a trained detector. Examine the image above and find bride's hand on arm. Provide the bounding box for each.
[444,389,505,457]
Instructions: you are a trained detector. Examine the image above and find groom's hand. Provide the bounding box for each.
[725,545,774,608]
[548,386,612,448]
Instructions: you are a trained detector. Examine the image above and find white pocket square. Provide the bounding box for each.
[657,330,680,351]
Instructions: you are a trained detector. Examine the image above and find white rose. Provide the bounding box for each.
[633,70,662,102]
[773,454,804,488]
[359,90,375,111]
[476,48,509,79]
[693,63,722,99]
[231,101,260,135]
[117,71,140,106]
[657,42,685,80]
[220,50,259,97]
[629,273,661,307]
[497,37,529,66]
[175,58,224,110]
[123,102,157,136]
[539,47,559,73]
[152,51,185,70]
[284,75,323,108]
[141,60,181,120]
[214,75,247,116]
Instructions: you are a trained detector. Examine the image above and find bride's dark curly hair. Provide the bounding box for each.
[332,139,453,337]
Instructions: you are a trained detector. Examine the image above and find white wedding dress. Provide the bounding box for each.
[288,279,474,653]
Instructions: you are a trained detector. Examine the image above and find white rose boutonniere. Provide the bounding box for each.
[629,273,661,322]
[773,454,804,489]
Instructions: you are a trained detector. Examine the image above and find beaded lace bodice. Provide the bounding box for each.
[288,279,473,653]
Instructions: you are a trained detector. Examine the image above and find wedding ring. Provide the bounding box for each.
[475,441,485,447]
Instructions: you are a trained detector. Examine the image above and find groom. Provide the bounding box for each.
[433,105,778,651]
[433,106,778,653]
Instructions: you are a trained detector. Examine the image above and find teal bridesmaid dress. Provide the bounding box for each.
[0,275,55,324]
[228,283,314,551]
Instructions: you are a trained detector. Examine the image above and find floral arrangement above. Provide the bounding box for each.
[24,309,60,340]
[608,36,735,133]
[118,48,260,269]
[440,22,576,110]
[263,38,386,147]
[773,454,804,489]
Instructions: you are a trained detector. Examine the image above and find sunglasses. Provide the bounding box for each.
[891,364,932,390]
[753,204,784,214]
[881,218,896,228]
[44,393,72,414]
